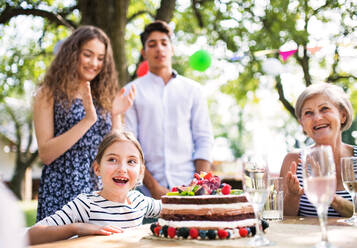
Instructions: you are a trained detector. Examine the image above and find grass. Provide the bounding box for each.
[18,200,37,227]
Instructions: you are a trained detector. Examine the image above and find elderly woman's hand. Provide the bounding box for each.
[286,161,304,197]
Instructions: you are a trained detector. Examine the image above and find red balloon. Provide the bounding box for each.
[136,60,149,77]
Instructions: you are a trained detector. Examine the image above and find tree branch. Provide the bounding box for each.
[0,4,76,29]
[25,150,39,169]
[127,10,153,23]
[25,115,33,154]
[275,76,296,119]
[191,0,204,27]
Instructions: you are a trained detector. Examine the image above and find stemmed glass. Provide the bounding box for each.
[302,145,337,248]
[340,157,357,225]
[242,156,271,247]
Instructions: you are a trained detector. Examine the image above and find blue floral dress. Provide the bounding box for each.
[36,99,112,221]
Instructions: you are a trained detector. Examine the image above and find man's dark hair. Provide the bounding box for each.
[140,20,172,48]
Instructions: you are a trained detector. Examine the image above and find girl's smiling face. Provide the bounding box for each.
[94,140,144,203]
[77,38,105,83]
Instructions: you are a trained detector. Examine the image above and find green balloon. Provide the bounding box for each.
[189,50,212,71]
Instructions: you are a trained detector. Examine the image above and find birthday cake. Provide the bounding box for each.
[150,172,268,240]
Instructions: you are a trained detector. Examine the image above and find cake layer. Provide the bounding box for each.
[161,203,254,216]
[160,212,255,221]
[161,194,248,204]
[158,218,256,230]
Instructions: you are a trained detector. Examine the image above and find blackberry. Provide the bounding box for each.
[177,227,190,239]
[150,223,157,234]
[162,225,169,238]
[207,230,217,240]
[250,226,256,236]
[261,220,269,231]
[199,230,207,239]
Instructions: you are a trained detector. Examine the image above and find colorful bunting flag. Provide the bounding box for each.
[279,49,298,62]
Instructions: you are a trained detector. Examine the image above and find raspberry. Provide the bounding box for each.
[204,172,213,180]
[221,184,231,195]
[194,173,201,180]
[154,226,161,236]
[167,227,176,238]
[239,227,249,237]
[217,229,228,239]
[189,228,199,239]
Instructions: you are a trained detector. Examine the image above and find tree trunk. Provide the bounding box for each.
[78,0,129,87]
[8,161,27,199]
[156,0,176,22]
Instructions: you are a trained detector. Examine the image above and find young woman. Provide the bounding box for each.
[280,83,354,217]
[28,131,161,245]
[34,26,135,221]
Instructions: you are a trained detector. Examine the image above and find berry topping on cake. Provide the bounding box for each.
[167,227,176,238]
[221,184,232,195]
[217,229,229,239]
[239,228,249,237]
[189,228,199,239]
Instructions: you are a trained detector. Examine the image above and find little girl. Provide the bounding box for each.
[28,131,162,245]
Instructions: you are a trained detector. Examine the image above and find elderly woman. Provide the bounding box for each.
[280,83,354,217]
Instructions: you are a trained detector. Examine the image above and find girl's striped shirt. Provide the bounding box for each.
[35,190,162,229]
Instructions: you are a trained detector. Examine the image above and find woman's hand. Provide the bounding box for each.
[286,161,304,197]
[331,194,353,217]
[80,81,97,124]
[112,85,136,117]
[74,223,123,236]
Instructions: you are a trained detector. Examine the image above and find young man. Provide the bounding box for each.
[124,21,213,199]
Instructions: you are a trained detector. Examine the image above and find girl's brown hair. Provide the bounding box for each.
[41,25,118,112]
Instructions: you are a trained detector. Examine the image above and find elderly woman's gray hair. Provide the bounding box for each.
[295,83,353,131]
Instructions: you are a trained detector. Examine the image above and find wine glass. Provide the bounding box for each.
[242,156,271,247]
[302,145,337,248]
[340,157,357,225]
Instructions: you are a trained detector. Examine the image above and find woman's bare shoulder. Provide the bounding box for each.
[280,151,300,176]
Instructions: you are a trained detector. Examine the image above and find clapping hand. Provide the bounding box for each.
[80,81,97,123]
[112,85,136,117]
[286,161,304,196]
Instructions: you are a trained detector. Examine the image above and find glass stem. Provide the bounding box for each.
[254,207,263,237]
[317,207,328,243]
[353,193,357,218]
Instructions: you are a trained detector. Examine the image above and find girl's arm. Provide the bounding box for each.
[111,86,135,131]
[280,152,304,216]
[28,223,122,245]
[34,83,97,165]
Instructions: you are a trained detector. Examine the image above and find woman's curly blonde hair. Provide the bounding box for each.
[41,25,118,113]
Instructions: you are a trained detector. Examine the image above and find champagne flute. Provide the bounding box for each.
[302,145,337,248]
[340,157,357,225]
[242,156,271,247]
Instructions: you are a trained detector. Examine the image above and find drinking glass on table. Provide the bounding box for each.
[262,177,284,221]
[242,156,271,247]
[340,157,357,225]
[302,145,337,248]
